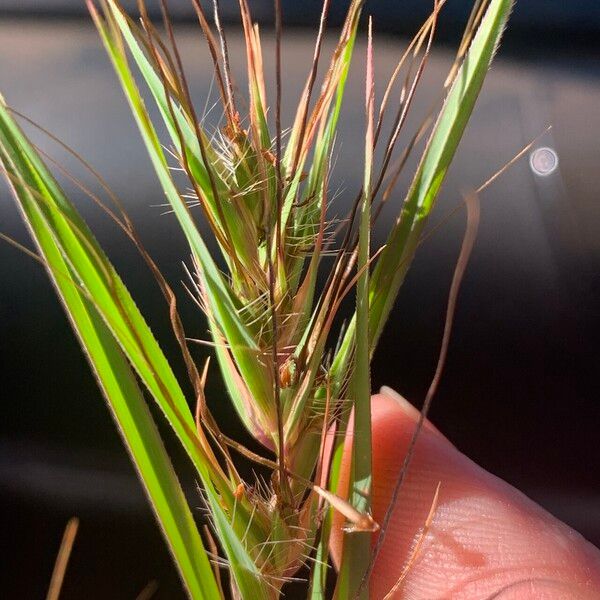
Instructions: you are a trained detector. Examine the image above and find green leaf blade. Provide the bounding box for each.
[0,102,220,599]
[369,0,514,349]
[330,0,514,395]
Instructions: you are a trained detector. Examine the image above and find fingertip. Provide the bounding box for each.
[330,393,600,599]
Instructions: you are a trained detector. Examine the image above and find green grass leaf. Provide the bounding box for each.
[0,98,220,600]
[367,0,514,349]
[0,95,274,597]
[335,20,375,599]
[330,0,514,392]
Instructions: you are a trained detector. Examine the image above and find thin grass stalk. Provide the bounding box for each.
[356,193,481,595]
[270,0,289,499]
[335,19,374,600]
[212,0,237,118]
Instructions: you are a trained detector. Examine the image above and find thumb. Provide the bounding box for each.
[329,389,600,599]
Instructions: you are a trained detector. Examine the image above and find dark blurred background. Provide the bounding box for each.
[1,1,599,598]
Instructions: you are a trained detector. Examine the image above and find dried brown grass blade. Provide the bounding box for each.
[45,517,79,600]
[421,127,551,248]
[371,0,441,204]
[375,0,447,145]
[135,580,159,600]
[211,0,237,117]
[382,482,441,599]
[189,0,231,120]
[288,0,332,176]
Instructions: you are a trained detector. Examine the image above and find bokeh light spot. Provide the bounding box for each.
[529,146,559,176]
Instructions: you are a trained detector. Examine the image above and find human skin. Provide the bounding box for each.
[330,388,600,599]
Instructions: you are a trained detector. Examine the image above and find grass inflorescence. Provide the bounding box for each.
[0,0,514,597]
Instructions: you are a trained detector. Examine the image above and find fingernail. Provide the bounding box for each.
[379,385,445,439]
[380,386,421,420]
